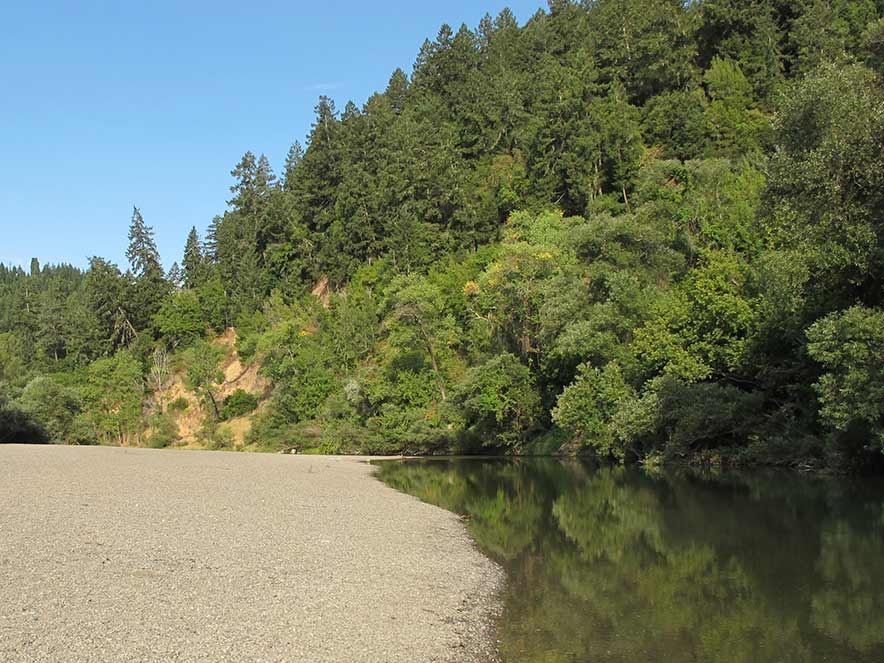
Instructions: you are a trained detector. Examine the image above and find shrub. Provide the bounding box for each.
[246,411,323,452]
[553,362,633,459]
[16,376,81,444]
[806,306,884,453]
[168,396,190,413]
[145,414,179,449]
[219,389,259,421]
[450,353,542,448]
[197,420,235,450]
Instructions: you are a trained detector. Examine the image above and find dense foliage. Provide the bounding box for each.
[2,0,883,469]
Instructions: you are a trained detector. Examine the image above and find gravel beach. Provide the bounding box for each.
[0,445,501,662]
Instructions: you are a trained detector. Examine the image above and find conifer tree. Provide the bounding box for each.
[283,141,304,192]
[125,207,168,329]
[126,207,161,277]
[182,227,203,289]
[167,262,184,290]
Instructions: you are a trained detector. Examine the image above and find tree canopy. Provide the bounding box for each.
[2,0,883,470]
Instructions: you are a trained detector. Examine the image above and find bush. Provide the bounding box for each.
[0,385,48,444]
[219,389,259,421]
[806,306,884,454]
[450,353,542,448]
[652,377,764,454]
[145,414,179,449]
[168,396,190,413]
[553,362,633,459]
[16,376,81,444]
[246,411,323,452]
[197,420,235,450]
[319,421,379,454]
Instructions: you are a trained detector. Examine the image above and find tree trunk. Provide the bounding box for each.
[427,345,447,402]
[206,390,220,418]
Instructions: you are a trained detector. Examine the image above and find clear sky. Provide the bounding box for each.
[0,0,545,271]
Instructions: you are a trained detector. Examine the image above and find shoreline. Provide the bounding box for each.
[0,445,503,663]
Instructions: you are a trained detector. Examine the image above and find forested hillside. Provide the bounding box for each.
[2,0,883,469]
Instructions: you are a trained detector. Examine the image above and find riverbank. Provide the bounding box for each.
[0,445,502,662]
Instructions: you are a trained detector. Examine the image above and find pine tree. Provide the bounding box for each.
[204,216,221,261]
[291,97,342,241]
[167,262,184,290]
[283,141,304,192]
[126,207,162,278]
[125,207,168,329]
[384,69,410,115]
[182,226,203,289]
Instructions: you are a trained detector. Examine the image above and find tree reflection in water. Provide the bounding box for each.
[376,459,884,663]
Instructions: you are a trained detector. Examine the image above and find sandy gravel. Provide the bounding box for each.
[0,445,501,662]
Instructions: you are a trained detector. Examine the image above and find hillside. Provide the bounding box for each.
[156,330,269,449]
[2,1,884,470]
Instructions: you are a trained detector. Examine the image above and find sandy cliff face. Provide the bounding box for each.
[153,328,270,448]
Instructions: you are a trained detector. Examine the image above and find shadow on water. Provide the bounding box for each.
[375,457,884,663]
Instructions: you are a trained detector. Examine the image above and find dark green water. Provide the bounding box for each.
[375,458,884,663]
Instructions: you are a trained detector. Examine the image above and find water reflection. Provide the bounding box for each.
[376,459,884,663]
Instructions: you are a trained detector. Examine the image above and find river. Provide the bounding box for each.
[375,458,884,663]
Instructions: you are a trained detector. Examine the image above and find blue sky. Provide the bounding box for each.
[0,0,545,271]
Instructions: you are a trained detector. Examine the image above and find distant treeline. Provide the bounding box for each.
[2,0,883,469]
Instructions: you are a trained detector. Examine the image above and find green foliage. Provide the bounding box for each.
[634,252,758,381]
[807,306,884,452]
[5,3,883,468]
[16,376,83,444]
[153,290,204,347]
[0,383,48,444]
[450,353,541,447]
[642,88,709,160]
[650,377,766,453]
[703,57,767,156]
[182,226,205,289]
[553,362,634,459]
[219,389,259,421]
[0,332,28,386]
[145,413,179,449]
[167,396,189,412]
[183,340,225,419]
[197,419,235,450]
[78,350,143,445]
[126,207,170,329]
[764,62,884,305]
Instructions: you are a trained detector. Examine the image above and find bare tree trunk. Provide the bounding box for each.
[426,344,447,402]
[206,390,220,418]
[417,319,447,402]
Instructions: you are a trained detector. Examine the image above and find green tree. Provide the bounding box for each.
[806,306,884,452]
[182,226,204,289]
[126,207,168,329]
[79,350,143,445]
[153,290,204,347]
[553,361,633,459]
[450,353,541,447]
[184,340,225,419]
[764,62,884,307]
[385,275,458,402]
[84,257,132,353]
[588,0,699,103]
[704,57,766,156]
[16,376,82,444]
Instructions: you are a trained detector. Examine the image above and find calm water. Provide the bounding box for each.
[375,458,884,663]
